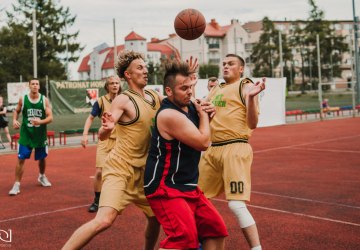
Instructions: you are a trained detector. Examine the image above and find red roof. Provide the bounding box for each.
[147,43,176,57]
[102,45,125,70]
[204,19,230,37]
[78,54,90,72]
[125,31,146,41]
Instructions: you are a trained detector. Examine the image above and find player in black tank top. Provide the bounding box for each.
[143,61,227,249]
[144,98,200,196]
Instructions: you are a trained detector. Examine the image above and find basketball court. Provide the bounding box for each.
[0,117,359,249]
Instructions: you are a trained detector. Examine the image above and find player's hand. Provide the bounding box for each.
[201,101,216,119]
[30,117,41,126]
[81,135,88,148]
[101,112,115,131]
[13,120,20,129]
[193,99,206,114]
[186,56,198,73]
[248,77,266,97]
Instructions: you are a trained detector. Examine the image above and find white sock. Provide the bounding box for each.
[251,245,262,250]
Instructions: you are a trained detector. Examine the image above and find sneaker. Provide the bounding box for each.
[9,182,20,196]
[88,202,99,213]
[38,175,52,187]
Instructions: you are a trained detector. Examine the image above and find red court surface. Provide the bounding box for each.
[0,117,359,249]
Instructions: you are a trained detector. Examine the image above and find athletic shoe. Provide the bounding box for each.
[9,182,20,196]
[38,175,52,187]
[88,202,99,213]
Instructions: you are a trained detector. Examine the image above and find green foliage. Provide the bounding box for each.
[250,0,349,94]
[0,0,83,87]
[199,64,219,79]
[251,17,293,86]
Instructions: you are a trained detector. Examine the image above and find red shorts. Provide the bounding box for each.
[147,188,228,249]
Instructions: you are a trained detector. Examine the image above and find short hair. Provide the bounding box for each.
[104,75,121,93]
[225,54,245,66]
[208,77,218,82]
[116,51,144,78]
[163,61,191,90]
[29,78,39,84]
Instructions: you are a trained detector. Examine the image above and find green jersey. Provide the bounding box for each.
[18,94,48,148]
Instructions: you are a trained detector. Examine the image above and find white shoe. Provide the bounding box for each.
[38,175,52,187]
[9,182,20,196]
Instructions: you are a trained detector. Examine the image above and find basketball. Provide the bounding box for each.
[174,8,206,40]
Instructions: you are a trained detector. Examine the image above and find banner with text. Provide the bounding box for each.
[49,80,106,114]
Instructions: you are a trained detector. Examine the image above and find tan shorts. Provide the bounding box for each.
[198,142,253,201]
[100,152,154,217]
[95,138,116,168]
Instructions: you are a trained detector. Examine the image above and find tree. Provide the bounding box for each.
[198,64,219,79]
[251,17,293,87]
[1,0,83,89]
[304,0,348,87]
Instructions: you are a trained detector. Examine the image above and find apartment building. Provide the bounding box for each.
[77,18,358,85]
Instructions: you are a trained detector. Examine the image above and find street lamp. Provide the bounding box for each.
[353,0,360,103]
[279,30,284,77]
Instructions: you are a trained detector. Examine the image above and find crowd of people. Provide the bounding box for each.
[3,50,266,250]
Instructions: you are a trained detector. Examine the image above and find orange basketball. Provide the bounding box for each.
[174,8,206,40]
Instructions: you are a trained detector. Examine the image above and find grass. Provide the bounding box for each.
[286,91,355,110]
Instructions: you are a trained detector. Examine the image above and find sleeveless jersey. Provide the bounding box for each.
[98,95,116,139]
[144,98,200,197]
[208,78,255,144]
[18,94,47,148]
[110,89,161,167]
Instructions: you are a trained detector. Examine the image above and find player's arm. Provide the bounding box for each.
[12,97,23,129]
[157,101,210,151]
[32,98,53,126]
[82,101,101,147]
[81,115,95,148]
[244,78,266,129]
[98,94,127,141]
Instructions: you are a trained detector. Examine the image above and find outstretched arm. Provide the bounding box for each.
[245,78,266,129]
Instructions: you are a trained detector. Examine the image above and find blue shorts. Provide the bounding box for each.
[18,144,48,160]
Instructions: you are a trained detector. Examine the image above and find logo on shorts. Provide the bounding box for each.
[0,229,12,246]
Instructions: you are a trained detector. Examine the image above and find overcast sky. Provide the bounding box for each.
[1,0,359,80]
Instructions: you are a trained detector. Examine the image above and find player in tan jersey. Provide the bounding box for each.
[63,51,162,250]
[198,54,266,250]
[81,75,121,213]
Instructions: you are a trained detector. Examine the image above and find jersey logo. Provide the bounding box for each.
[212,94,226,107]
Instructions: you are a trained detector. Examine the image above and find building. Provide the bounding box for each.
[77,19,255,80]
[77,31,179,80]
[77,18,358,86]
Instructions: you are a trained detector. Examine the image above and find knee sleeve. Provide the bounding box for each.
[228,200,255,228]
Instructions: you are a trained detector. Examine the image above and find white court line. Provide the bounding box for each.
[254,134,360,153]
[291,147,360,154]
[212,198,360,227]
[0,204,88,223]
[252,191,360,210]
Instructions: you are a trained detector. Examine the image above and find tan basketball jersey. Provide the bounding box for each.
[208,78,256,143]
[98,94,117,139]
[112,89,161,167]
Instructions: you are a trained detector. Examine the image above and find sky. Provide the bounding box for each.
[1,0,359,80]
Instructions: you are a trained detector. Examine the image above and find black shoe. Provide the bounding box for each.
[88,202,99,213]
